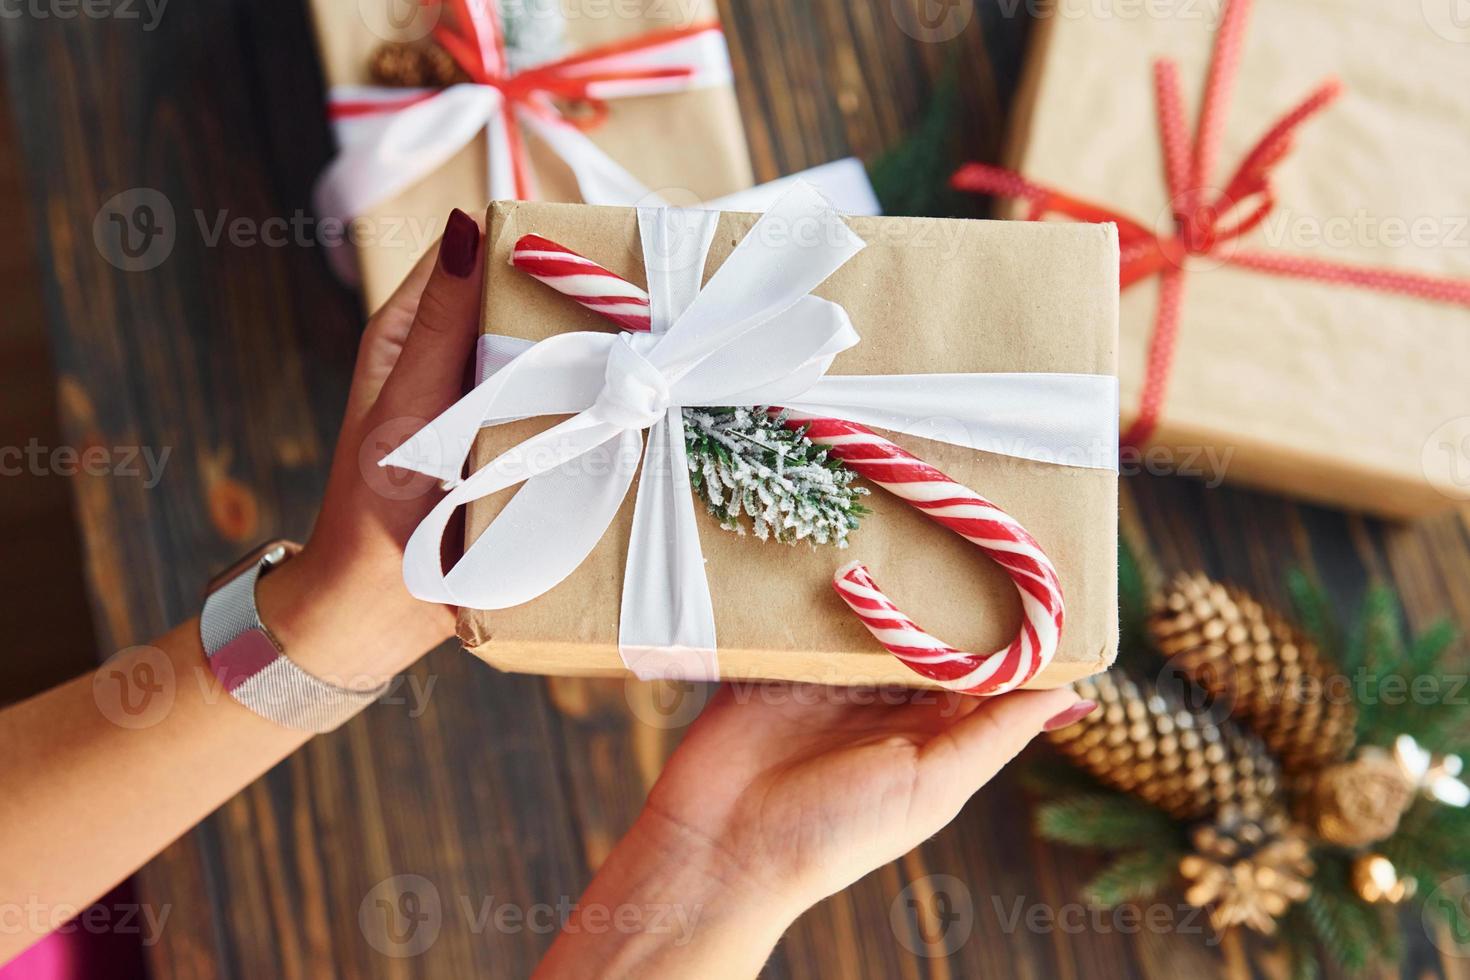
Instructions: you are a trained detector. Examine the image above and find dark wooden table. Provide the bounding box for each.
[3,0,1466,976]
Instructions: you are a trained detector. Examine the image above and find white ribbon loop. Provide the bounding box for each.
[386,182,1119,679]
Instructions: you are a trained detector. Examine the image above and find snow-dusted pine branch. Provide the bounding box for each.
[682,407,869,547]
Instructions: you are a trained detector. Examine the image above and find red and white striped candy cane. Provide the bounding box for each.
[512,234,652,333]
[510,233,1065,695]
[786,414,1063,695]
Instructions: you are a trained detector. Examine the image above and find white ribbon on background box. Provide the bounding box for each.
[383,183,1118,681]
[313,25,879,226]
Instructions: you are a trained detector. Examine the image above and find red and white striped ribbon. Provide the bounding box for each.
[507,233,1065,695]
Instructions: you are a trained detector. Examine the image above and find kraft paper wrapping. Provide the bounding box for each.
[1005,0,1470,517]
[309,0,754,310]
[456,200,1120,690]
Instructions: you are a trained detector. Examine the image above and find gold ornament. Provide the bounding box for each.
[1350,853,1417,904]
[1047,670,1282,822]
[1179,804,1314,934]
[1150,573,1358,780]
[368,41,468,89]
[1307,753,1416,847]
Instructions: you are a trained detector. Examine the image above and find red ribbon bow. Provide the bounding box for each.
[332,0,717,200]
[953,0,1470,449]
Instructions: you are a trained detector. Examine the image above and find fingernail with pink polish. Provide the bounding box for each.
[1043,699,1097,732]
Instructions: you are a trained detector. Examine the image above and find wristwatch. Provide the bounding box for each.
[200,540,387,732]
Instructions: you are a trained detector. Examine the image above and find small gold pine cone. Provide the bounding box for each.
[1047,670,1282,823]
[368,41,468,88]
[1180,803,1314,934]
[1307,753,1416,847]
[1149,573,1357,778]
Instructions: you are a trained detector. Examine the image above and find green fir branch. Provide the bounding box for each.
[1283,576,1468,752]
[682,407,869,547]
[1035,794,1182,850]
[1302,851,1393,973]
[1381,800,1470,890]
[1407,618,1458,675]
[1347,585,1404,680]
[866,55,966,218]
[1018,760,1105,797]
[1082,849,1181,908]
[1279,905,1323,980]
[1117,538,1151,668]
[1286,569,1342,662]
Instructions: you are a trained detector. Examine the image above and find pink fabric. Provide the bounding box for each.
[0,934,75,980]
[0,887,147,980]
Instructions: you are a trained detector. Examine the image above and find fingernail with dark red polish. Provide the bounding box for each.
[441,208,479,279]
[1043,699,1097,732]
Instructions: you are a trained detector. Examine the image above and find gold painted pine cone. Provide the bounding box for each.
[368,41,468,89]
[1179,803,1314,934]
[1047,670,1282,822]
[1149,573,1358,778]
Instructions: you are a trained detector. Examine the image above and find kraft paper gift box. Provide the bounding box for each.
[452,200,1121,690]
[310,0,754,310]
[997,0,1470,517]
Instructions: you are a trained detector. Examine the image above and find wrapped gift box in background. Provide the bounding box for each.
[450,199,1121,691]
[310,0,754,308]
[994,0,1470,517]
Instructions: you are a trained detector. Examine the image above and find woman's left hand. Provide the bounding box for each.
[257,208,486,684]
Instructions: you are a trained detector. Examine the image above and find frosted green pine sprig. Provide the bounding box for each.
[682,407,869,547]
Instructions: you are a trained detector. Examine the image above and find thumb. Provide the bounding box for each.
[375,208,486,425]
[919,686,1095,811]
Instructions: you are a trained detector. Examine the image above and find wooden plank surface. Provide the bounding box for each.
[2,0,1465,977]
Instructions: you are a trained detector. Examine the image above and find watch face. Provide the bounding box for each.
[204,539,299,597]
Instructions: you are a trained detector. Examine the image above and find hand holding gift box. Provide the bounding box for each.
[957,0,1470,516]
[383,186,1122,692]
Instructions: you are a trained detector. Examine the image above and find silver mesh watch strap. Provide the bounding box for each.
[200,543,388,732]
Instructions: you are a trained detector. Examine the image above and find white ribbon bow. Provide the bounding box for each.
[315,27,884,222]
[384,183,1118,680]
[315,24,733,218]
